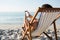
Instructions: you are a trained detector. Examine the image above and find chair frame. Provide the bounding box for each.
[22,7,60,40]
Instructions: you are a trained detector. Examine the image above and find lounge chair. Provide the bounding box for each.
[22,7,60,40]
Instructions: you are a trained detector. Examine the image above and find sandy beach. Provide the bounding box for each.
[0,24,59,31]
[0,18,59,40]
[0,24,22,30]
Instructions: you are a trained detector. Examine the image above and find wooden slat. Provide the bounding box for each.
[38,7,60,12]
[53,21,58,40]
[30,7,60,24]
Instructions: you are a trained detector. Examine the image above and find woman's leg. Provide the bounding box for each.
[25,11,33,19]
[25,11,38,31]
[25,11,37,20]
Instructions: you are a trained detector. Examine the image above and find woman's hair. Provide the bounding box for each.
[42,4,53,8]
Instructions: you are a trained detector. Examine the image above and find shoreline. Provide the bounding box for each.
[0,24,23,30]
[0,23,59,30]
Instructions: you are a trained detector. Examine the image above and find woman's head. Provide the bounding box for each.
[42,4,53,8]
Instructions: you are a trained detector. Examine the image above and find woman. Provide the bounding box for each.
[24,4,53,32]
[25,11,38,32]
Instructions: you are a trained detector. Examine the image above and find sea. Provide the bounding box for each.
[0,12,59,28]
[0,12,25,25]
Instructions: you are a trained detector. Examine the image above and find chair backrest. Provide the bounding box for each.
[31,7,60,37]
[30,7,60,23]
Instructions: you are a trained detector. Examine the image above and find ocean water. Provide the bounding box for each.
[0,12,60,25]
[0,12,25,24]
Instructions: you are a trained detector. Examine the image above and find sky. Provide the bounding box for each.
[0,0,60,12]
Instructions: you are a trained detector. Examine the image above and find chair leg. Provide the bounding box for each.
[22,29,28,40]
[27,33,32,40]
[53,21,58,40]
[22,25,32,40]
[28,24,32,40]
[43,32,52,40]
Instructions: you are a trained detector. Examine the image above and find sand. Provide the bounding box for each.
[0,23,59,30]
[0,24,22,30]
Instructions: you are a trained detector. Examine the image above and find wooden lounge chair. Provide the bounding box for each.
[22,7,60,40]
